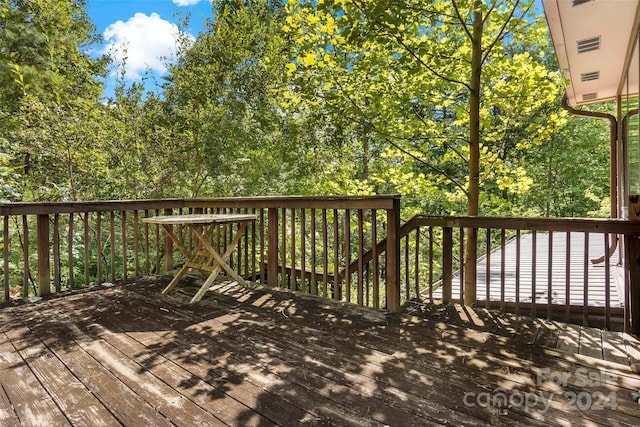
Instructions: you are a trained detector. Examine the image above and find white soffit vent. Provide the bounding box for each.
[580,71,600,82]
[577,36,601,53]
[572,0,593,6]
[582,92,598,101]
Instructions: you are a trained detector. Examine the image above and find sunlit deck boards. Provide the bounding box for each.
[432,231,623,307]
[1,275,639,426]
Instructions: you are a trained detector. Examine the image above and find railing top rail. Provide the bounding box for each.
[0,199,187,216]
[187,195,401,209]
[0,195,401,216]
[415,215,640,234]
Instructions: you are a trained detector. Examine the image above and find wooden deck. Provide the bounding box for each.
[1,274,640,426]
[432,231,623,307]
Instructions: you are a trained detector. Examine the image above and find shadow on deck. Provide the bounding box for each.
[1,274,639,426]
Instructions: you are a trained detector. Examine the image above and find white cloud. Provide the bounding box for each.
[103,13,193,80]
[173,0,209,6]
[173,0,211,6]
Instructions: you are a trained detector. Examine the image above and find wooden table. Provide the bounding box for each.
[142,213,258,303]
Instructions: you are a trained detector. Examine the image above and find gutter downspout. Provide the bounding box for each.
[561,94,618,263]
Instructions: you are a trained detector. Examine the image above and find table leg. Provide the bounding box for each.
[161,224,211,296]
[189,222,250,302]
[190,263,224,303]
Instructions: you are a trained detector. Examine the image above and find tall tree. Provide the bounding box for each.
[284,0,563,303]
[0,0,108,200]
[162,0,328,197]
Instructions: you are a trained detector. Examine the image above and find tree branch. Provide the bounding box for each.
[388,31,471,90]
[451,0,473,40]
[482,0,498,27]
[481,0,525,66]
[377,132,469,196]
[328,70,469,196]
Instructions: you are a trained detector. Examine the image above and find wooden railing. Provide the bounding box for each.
[394,216,640,332]
[2,198,640,332]
[0,196,402,311]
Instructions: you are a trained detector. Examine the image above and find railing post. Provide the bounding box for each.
[267,208,279,287]
[385,197,401,312]
[627,195,640,334]
[37,214,50,296]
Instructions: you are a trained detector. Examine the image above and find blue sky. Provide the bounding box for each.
[87,0,214,96]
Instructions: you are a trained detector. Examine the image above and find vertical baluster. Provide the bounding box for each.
[500,229,505,312]
[281,209,287,288]
[67,213,75,290]
[154,209,160,274]
[442,227,453,304]
[300,209,307,293]
[485,228,491,309]
[22,215,29,298]
[258,208,264,284]
[244,209,249,279]
[291,208,297,291]
[565,231,571,323]
[322,209,328,297]
[414,225,420,300]
[133,210,140,278]
[404,233,410,301]
[4,216,9,300]
[459,227,464,302]
[333,209,340,300]
[110,211,116,282]
[547,231,553,320]
[178,208,184,252]
[144,210,150,275]
[372,211,379,308]
[310,208,317,294]
[583,232,589,327]
[217,208,223,258]
[624,234,631,333]
[235,209,242,273]
[357,209,364,305]
[342,209,350,302]
[53,214,61,293]
[251,208,262,283]
[365,261,370,307]
[83,212,94,286]
[122,211,128,281]
[604,233,611,330]
[515,230,521,315]
[96,212,102,285]
[531,230,537,318]
[428,226,433,303]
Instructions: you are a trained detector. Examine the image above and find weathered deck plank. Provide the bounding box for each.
[579,327,603,359]
[110,285,488,426]
[0,382,20,427]
[9,308,175,426]
[0,338,69,427]
[3,320,120,427]
[0,276,639,426]
[602,330,629,365]
[194,280,639,426]
[555,323,581,354]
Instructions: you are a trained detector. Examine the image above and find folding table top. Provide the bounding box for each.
[142,213,258,225]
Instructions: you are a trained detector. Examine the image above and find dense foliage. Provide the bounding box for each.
[0,0,612,219]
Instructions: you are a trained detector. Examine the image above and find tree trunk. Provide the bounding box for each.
[464,0,483,306]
